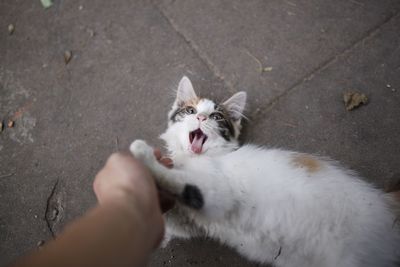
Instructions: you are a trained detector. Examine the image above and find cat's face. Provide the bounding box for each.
[160,76,246,156]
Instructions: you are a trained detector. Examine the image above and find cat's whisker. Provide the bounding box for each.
[202,124,220,137]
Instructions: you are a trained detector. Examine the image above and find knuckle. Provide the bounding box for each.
[107,152,128,165]
[108,152,122,162]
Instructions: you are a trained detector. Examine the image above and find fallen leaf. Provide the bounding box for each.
[8,24,15,35]
[40,0,53,8]
[64,50,72,64]
[343,91,368,111]
[7,120,14,128]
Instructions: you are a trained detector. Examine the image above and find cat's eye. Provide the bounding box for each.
[185,106,197,114]
[210,113,223,120]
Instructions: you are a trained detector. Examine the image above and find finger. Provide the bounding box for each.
[153,149,162,160]
[160,158,173,168]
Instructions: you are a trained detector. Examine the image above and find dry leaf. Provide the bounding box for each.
[40,0,53,8]
[64,50,72,64]
[343,91,368,111]
[7,120,14,128]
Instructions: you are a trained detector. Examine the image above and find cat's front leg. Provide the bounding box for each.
[130,140,204,210]
[130,140,186,196]
[129,139,157,167]
[130,140,203,246]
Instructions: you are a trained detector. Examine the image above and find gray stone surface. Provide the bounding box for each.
[0,0,227,265]
[157,0,400,108]
[245,13,400,191]
[1,0,399,266]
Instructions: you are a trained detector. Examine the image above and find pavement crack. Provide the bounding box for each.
[250,10,400,122]
[0,172,15,178]
[153,2,236,93]
[274,246,282,261]
[44,179,63,238]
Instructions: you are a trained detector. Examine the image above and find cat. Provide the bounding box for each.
[130,76,400,267]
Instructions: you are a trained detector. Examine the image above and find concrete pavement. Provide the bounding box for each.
[1,0,399,266]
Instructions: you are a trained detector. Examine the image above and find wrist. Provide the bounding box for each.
[99,190,164,249]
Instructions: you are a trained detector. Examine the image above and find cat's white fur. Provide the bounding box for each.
[130,77,400,267]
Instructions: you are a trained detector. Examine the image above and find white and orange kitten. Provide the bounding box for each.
[130,76,400,267]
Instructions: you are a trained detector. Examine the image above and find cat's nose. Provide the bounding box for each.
[197,114,207,122]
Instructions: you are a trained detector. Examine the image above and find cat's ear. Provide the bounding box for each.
[223,91,247,121]
[176,76,197,105]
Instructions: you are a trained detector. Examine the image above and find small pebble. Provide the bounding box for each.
[8,24,15,35]
[7,120,14,128]
[386,84,391,88]
[37,240,45,249]
[87,28,95,37]
[78,5,83,10]
[64,50,72,64]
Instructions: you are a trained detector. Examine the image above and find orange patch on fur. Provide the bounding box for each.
[184,97,202,107]
[291,154,321,173]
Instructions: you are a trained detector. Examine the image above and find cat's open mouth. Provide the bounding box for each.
[189,129,208,154]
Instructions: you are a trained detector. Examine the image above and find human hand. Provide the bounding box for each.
[12,151,175,267]
[93,152,165,247]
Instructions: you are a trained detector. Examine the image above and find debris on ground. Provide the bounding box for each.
[8,24,15,35]
[64,50,72,64]
[0,173,15,178]
[386,84,396,92]
[244,49,272,73]
[343,91,368,111]
[0,121,3,132]
[87,28,95,37]
[40,0,53,9]
[7,120,14,128]
[37,240,45,249]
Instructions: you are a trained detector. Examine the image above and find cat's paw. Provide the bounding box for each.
[129,140,155,164]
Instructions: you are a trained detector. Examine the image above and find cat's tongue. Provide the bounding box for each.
[190,130,207,154]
